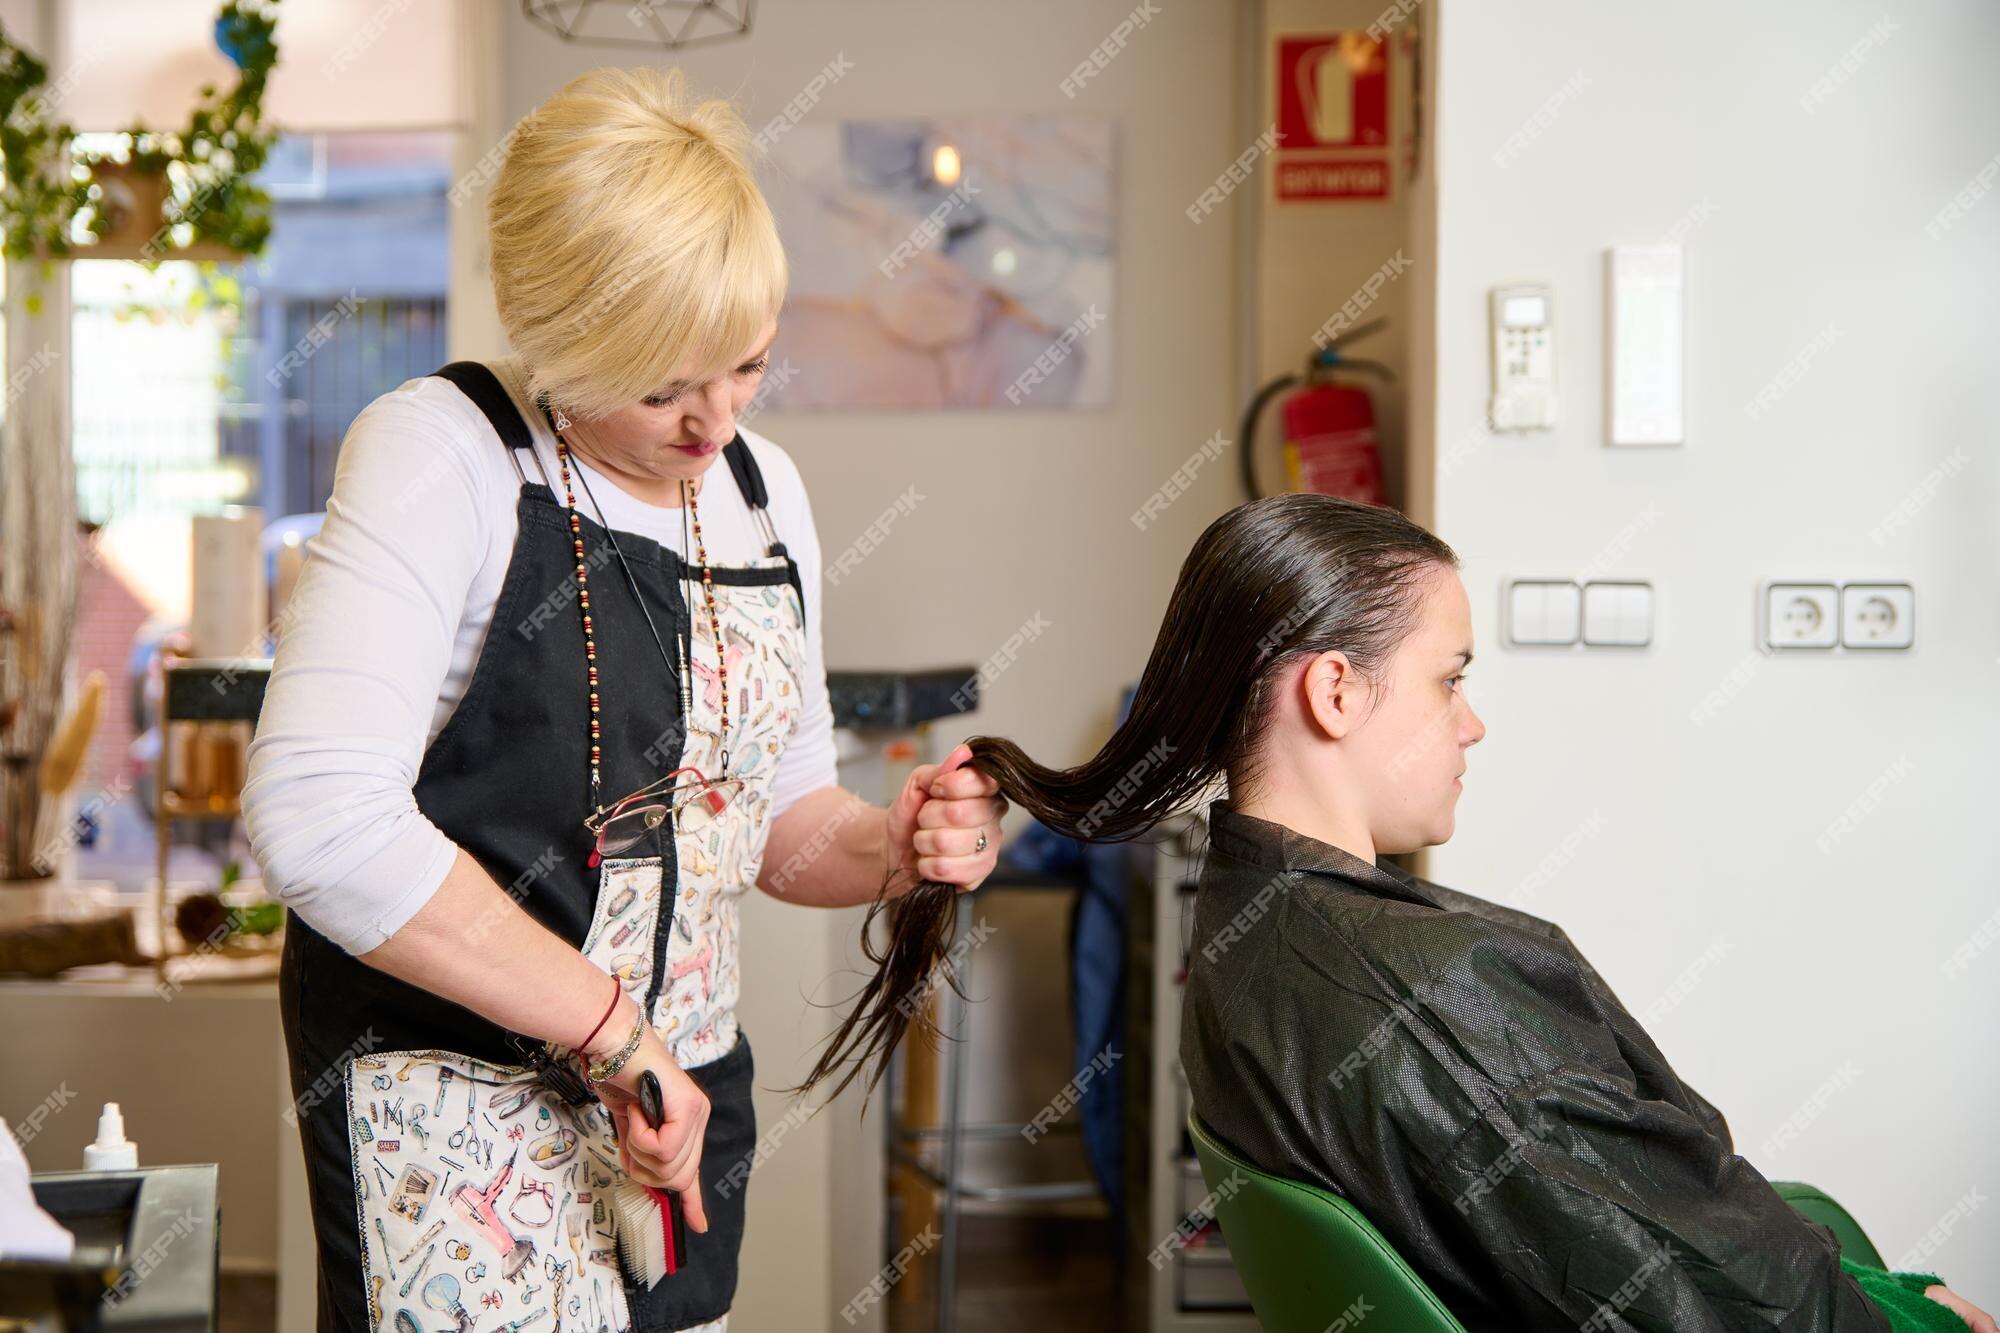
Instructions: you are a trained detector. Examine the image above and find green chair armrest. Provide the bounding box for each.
[1772,1180,1887,1269]
[1187,1110,1468,1333]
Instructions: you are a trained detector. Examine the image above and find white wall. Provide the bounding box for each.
[64,0,462,132]
[1427,0,1999,1301]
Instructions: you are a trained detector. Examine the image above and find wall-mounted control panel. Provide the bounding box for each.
[1490,284,1558,431]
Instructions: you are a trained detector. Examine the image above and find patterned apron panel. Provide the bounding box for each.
[654,561,807,1071]
[342,856,668,1332]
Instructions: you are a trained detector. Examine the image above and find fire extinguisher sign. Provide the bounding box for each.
[1275,34,1391,201]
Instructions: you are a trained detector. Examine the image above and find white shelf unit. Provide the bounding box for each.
[1130,812,1259,1331]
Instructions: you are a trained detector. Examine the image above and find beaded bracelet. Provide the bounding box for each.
[585,1008,646,1088]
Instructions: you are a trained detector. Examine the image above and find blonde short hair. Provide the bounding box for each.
[487,66,788,420]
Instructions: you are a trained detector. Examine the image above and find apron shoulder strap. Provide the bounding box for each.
[431,361,537,484]
[722,433,790,559]
[721,433,807,622]
[723,433,769,512]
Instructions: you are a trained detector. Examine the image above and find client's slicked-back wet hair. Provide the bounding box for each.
[792,494,1460,1104]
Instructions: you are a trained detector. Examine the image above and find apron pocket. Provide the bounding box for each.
[344,1048,633,1333]
[586,855,668,1010]
[621,1032,758,1331]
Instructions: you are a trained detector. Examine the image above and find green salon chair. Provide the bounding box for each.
[1186,1109,1885,1333]
[1771,1180,1886,1269]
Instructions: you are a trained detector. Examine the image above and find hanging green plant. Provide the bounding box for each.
[0,34,102,261]
[0,0,280,265]
[114,0,282,259]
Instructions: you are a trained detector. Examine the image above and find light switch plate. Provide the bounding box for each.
[1764,583,1839,649]
[1606,245,1685,446]
[1581,581,1653,647]
[1507,580,1581,646]
[1840,583,1914,649]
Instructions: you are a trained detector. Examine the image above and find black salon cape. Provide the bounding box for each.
[1179,802,1892,1332]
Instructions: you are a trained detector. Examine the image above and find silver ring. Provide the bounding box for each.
[974,830,989,853]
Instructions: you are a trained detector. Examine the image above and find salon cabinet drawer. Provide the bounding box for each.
[1176,1237,1251,1310]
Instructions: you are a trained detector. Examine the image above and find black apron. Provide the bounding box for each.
[279,361,808,1332]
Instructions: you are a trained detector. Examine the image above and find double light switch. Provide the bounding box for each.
[1508,580,1653,648]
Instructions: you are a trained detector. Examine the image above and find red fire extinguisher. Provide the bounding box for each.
[1239,317,1395,503]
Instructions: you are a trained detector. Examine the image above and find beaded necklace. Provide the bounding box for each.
[549,412,732,797]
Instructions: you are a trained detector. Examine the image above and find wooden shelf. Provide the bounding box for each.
[0,952,280,995]
[157,793,244,821]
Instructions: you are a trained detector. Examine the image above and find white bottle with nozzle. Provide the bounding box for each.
[83,1102,138,1171]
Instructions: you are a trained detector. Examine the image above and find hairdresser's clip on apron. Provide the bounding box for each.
[280,361,809,1332]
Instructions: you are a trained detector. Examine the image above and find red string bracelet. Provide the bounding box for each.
[577,972,622,1053]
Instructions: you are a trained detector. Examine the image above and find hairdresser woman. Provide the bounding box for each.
[242,68,1005,1333]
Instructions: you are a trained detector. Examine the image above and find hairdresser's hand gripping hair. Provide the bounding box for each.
[792,494,1460,1105]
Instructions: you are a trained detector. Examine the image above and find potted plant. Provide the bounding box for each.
[173,859,284,959]
[87,0,282,264]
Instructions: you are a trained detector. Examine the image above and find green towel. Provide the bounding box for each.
[1841,1256,1968,1332]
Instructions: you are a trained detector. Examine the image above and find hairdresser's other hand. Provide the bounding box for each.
[886,742,1007,893]
[594,1000,711,1233]
[1926,1286,1997,1333]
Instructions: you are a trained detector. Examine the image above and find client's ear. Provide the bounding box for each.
[1302,650,1363,741]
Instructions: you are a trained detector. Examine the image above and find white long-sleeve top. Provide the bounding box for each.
[242,355,838,955]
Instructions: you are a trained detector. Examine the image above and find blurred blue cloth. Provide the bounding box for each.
[996,684,1139,1219]
[999,823,1128,1219]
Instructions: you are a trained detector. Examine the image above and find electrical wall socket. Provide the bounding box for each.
[1764,583,1840,649]
[1840,583,1915,649]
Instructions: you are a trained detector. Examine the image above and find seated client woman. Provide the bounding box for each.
[800,494,1990,1333]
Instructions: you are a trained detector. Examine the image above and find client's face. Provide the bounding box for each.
[1349,567,1485,854]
